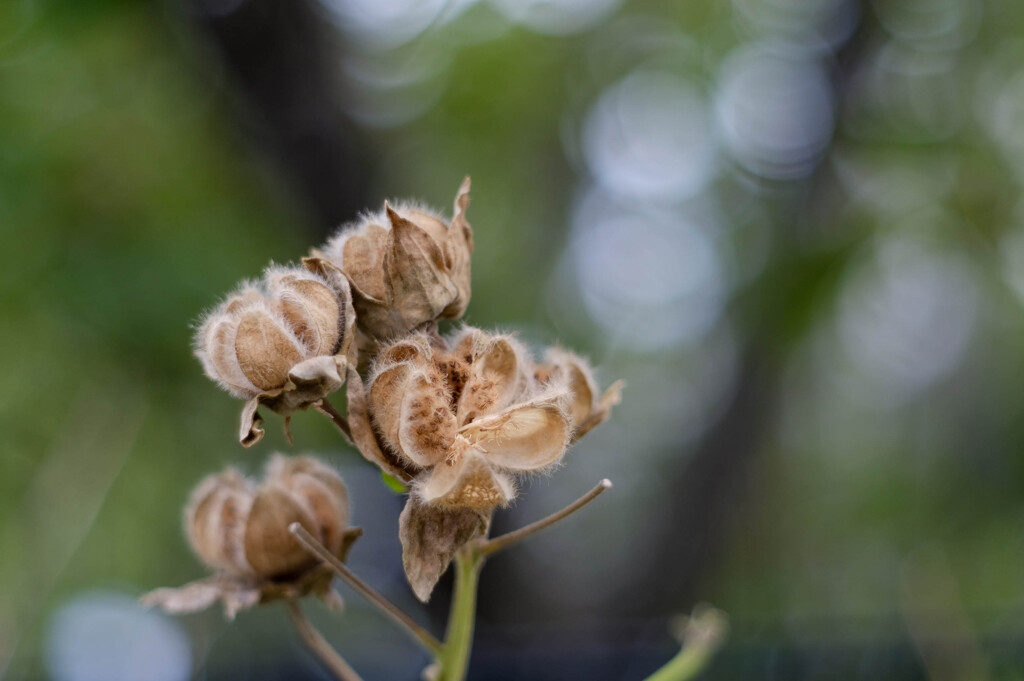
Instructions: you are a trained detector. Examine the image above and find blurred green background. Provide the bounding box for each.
[4,0,1024,679]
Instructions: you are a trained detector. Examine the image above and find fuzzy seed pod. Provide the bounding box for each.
[346,326,591,602]
[316,178,473,342]
[145,455,358,619]
[195,261,356,446]
[183,455,350,580]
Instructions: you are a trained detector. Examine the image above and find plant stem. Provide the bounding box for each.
[431,480,612,679]
[316,396,352,442]
[437,547,483,681]
[477,479,612,557]
[286,600,365,681]
[290,523,444,656]
[643,606,728,681]
[643,646,713,681]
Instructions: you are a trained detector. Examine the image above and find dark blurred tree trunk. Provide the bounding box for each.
[167,0,370,236]
[630,0,874,615]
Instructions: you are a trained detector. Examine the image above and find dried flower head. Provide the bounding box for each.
[343,326,622,601]
[195,260,356,446]
[142,455,359,619]
[369,327,572,510]
[315,178,473,343]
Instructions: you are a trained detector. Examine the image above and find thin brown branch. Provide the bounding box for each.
[286,600,364,681]
[289,523,444,655]
[315,396,352,443]
[477,479,612,557]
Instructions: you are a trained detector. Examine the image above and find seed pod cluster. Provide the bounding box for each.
[180,177,623,606]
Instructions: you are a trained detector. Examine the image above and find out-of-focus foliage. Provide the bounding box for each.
[5,0,1024,679]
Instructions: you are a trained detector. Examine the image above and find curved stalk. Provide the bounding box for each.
[315,397,353,443]
[290,523,444,655]
[644,606,728,681]
[644,645,713,681]
[286,600,364,681]
[478,479,612,557]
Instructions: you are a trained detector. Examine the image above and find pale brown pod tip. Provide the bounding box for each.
[317,178,474,341]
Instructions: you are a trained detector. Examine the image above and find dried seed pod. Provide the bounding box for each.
[350,326,576,601]
[534,348,624,442]
[195,262,356,446]
[316,178,473,341]
[362,327,573,512]
[149,455,357,618]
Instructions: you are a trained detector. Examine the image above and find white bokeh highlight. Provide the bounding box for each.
[582,70,717,203]
[837,236,977,403]
[715,43,835,179]
[318,0,475,48]
[489,0,621,35]
[569,188,726,352]
[46,591,191,681]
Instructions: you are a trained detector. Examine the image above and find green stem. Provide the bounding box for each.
[643,606,728,681]
[437,547,483,681]
[643,646,713,681]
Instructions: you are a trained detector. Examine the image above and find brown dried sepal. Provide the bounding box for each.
[534,348,624,443]
[195,262,356,447]
[316,178,474,342]
[398,495,488,602]
[140,555,357,620]
[239,355,349,447]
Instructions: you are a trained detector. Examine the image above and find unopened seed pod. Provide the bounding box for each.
[183,456,351,580]
[196,265,353,400]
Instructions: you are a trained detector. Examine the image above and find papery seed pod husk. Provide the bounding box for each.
[184,468,255,576]
[148,456,360,619]
[535,347,624,443]
[398,495,488,602]
[345,364,420,482]
[448,328,532,424]
[413,449,515,509]
[265,455,350,557]
[453,390,572,472]
[368,336,461,469]
[194,262,356,446]
[243,484,321,579]
[197,267,346,397]
[316,178,473,342]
